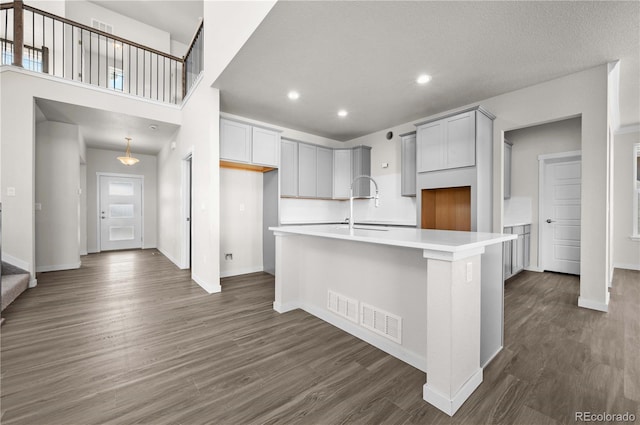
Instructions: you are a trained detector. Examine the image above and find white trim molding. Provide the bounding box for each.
[36,261,81,273]
[577,296,609,313]
[191,272,222,294]
[1,253,30,272]
[613,263,640,271]
[220,266,263,278]
[615,123,640,135]
[423,368,483,416]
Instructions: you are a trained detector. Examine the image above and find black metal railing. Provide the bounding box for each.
[1,1,203,104]
[183,19,203,98]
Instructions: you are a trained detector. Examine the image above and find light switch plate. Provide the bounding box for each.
[35,203,42,211]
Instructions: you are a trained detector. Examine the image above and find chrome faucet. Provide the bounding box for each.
[349,175,380,230]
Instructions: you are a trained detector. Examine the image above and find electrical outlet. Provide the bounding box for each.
[7,187,16,197]
[225,253,233,261]
[239,203,245,212]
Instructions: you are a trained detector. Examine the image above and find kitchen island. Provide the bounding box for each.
[269,224,516,416]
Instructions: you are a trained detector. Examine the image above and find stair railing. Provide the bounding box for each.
[1,0,203,104]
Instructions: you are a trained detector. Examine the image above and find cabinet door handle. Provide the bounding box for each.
[546,218,556,223]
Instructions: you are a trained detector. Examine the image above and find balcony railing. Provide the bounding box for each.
[0,1,204,104]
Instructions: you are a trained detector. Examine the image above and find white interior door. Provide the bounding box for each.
[99,176,143,251]
[541,159,581,274]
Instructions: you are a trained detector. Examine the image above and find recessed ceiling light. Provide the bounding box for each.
[287,91,300,100]
[417,74,432,84]
[337,109,348,117]
[149,124,158,130]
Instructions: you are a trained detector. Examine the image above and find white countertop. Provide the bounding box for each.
[503,221,532,227]
[270,224,516,253]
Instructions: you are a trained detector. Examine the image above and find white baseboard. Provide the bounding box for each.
[300,302,427,373]
[80,250,88,256]
[220,266,264,278]
[577,296,609,313]
[481,346,503,369]
[613,263,640,271]
[273,301,299,313]
[36,261,81,273]
[191,272,221,294]
[2,253,30,272]
[524,265,544,272]
[423,368,483,416]
[29,278,37,288]
[156,246,184,269]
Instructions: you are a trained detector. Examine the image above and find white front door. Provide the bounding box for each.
[541,159,581,275]
[99,175,143,251]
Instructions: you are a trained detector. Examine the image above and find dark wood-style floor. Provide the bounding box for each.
[1,249,638,424]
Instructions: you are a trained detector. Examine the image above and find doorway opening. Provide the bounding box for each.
[97,174,144,251]
[538,152,582,275]
[182,154,192,269]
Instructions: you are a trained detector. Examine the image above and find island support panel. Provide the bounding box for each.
[272,231,492,416]
[422,248,484,416]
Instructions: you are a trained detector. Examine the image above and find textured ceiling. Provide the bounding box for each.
[214,1,640,141]
[36,99,180,155]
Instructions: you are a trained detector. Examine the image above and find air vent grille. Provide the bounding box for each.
[361,303,402,344]
[91,19,113,34]
[327,290,358,323]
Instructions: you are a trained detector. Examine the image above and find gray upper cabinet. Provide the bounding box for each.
[333,149,352,199]
[316,147,333,198]
[416,110,476,173]
[352,146,372,197]
[504,141,512,199]
[220,119,251,163]
[401,133,416,197]
[279,140,371,200]
[298,143,317,198]
[417,120,444,173]
[280,139,298,197]
[252,127,280,167]
[444,112,475,169]
[220,118,280,167]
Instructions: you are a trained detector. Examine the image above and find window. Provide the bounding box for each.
[634,143,640,239]
[1,39,46,72]
[109,66,124,91]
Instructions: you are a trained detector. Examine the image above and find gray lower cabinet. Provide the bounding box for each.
[401,133,416,197]
[504,224,531,279]
[333,149,352,199]
[352,145,372,197]
[280,139,298,197]
[298,143,317,197]
[316,147,333,198]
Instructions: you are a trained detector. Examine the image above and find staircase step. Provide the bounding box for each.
[1,273,30,311]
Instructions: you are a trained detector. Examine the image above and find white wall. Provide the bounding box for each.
[504,117,582,270]
[613,128,640,270]
[86,148,158,253]
[65,0,171,53]
[337,64,611,311]
[35,121,81,272]
[0,68,181,282]
[220,168,263,277]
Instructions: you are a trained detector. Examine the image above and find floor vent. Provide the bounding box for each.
[361,303,402,344]
[327,290,358,323]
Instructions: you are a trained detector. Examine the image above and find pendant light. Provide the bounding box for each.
[117,137,139,166]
